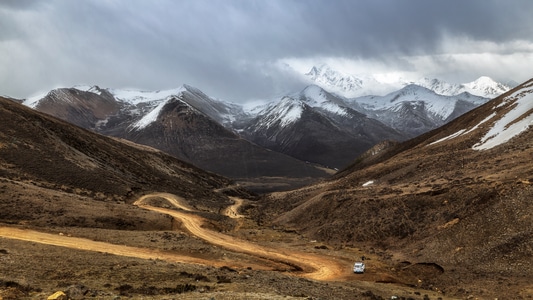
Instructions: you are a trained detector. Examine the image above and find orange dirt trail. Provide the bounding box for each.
[0,193,347,281]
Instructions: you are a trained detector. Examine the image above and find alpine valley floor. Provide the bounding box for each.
[0,184,460,300]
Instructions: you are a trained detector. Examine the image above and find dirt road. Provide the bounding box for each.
[223,197,245,219]
[134,194,347,281]
[0,193,347,281]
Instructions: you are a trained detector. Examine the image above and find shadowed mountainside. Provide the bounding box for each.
[252,78,533,297]
[27,87,330,192]
[0,96,441,300]
[0,97,250,215]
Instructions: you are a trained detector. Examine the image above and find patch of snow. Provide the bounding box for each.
[130,97,172,130]
[88,86,103,95]
[463,113,497,135]
[111,87,186,105]
[278,101,303,127]
[362,180,374,187]
[429,130,466,145]
[22,91,49,108]
[428,112,498,146]
[72,85,93,92]
[320,102,349,116]
[473,86,533,150]
[72,85,104,95]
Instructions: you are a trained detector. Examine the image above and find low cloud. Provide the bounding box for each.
[1,0,533,102]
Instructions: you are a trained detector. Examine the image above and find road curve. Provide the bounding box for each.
[0,227,220,267]
[0,193,347,281]
[223,197,245,219]
[134,194,346,281]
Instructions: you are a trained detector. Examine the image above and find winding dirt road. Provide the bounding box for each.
[223,197,245,219]
[0,193,347,281]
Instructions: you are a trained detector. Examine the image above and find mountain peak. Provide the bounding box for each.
[258,96,305,129]
[302,65,511,98]
[427,78,533,151]
[301,85,327,102]
[305,66,321,77]
[463,76,511,98]
[471,75,496,84]
[304,65,364,96]
[108,86,187,105]
[465,76,501,90]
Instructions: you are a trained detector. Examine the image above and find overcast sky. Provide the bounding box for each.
[2,0,533,102]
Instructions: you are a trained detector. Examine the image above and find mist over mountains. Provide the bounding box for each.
[17,68,511,188]
[4,64,533,299]
[304,64,512,98]
[255,79,533,297]
[2,1,533,298]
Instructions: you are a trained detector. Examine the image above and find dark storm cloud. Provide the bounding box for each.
[1,0,533,101]
[279,0,533,58]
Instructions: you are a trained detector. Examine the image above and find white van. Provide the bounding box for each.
[353,262,365,273]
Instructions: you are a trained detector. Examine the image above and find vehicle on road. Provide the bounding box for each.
[353,262,365,273]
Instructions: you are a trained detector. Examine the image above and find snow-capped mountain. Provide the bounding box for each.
[463,76,512,98]
[415,76,511,98]
[348,85,489,137]
[20,78,504,177]
[428,78,533,151]
[241,85,406,168]
[413,78,464,96]
[304,65,398,97]
[72,84,248,130]
[22,85,329,186]
[22,87,122,130]
[304,64,511,99]
[306,65,364,95]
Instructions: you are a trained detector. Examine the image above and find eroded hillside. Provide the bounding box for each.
[253,79,533,297]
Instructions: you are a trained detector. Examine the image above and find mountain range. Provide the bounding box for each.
[1,74,532,298]
[0,96,247,210]
[22,86,329,192]
[18,73,510,190]
[305,64,512,98]
[254,77,533,297]
[240,85,406,168]
[348,84,489,137]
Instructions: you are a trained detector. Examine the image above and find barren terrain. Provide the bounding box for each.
[251,85,533,299]
[2,87,533,299]
[0,187,451,299]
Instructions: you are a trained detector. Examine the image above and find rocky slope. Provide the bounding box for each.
[349,85,489,137]
[241,85,406,168]
[23,86,330,192]
[0,96,247,211]
[305,64,511,98]
[254,78,533,297]
[21,80,506,187]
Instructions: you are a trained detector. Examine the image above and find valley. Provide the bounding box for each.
[3,1,533,299]
[0,186,456,299]
[20,76,508,191]
[1,79,532,299]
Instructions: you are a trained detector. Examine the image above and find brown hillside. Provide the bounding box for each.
[0,97,450,299]
[0,97,248,215]
[254,79,533,297]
